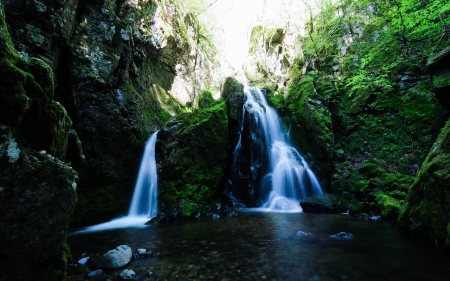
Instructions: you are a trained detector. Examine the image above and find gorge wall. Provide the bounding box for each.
[0,0,226,279]
[2,0,225,227]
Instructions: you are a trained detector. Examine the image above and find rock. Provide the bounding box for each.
[352,213,369,221]
[133,248,153,259]
[296,231,313,236]
[78,257,90,265]
[156,92,228,220]
[87,269,103,278]
[398,119,450,247]
[330,232,355,239]
[300,193,349,213]
[376,194,400,219]
[120,269,137,280]
[96,245,132,269]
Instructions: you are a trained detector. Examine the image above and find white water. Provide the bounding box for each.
[241,86,323,212]
[128,131,159,218]
[72,132,159,234]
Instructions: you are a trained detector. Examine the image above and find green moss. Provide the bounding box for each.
[398,119,450,246]
[399,84,444,137]
[285,74,334,162]
[159,98,228,218]
[376,194,401,219]
[359,162,383,178]
[349,202,367,215]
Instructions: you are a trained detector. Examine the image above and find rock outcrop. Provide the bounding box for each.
[398,119,450,247]
[154,91,228,221]
[0,2,77,280]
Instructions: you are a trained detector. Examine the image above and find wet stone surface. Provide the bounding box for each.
[67,211,450,281]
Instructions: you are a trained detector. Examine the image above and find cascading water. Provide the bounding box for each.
[73,132,158,233]
[128,131,158,218]
[233,85,323,212]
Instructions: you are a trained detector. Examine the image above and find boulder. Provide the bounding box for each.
[96,245,132,269]
[398,119,450,247]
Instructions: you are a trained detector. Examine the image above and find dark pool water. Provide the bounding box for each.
[67,211,450,281]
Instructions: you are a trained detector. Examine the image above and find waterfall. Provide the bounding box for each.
[233,86,323,211]
[73,132,158,233]
[128,131,158,218]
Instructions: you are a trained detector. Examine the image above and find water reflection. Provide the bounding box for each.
[67,211,450,281]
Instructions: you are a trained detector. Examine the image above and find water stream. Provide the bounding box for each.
[233,86,323,211]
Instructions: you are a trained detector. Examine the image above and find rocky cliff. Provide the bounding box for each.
[0,2,77,280]
[2,0,224,226]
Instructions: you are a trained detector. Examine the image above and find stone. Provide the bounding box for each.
[376,194,400,219]
[87,269,103,278]
[120,269,137,280]
[96,245,132,269]
[78,257,90,265]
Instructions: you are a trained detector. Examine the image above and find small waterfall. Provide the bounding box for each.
[233,86,323,212]
[73,132,158,233]
[128,131,158,218]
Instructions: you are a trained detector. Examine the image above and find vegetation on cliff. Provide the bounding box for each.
[249,0,450,236]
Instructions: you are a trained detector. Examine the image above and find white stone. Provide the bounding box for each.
[120,269,136,280]
[6,139,20,163]
[96,245,132,269]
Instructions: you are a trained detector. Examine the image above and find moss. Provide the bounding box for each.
[285,74,334,162]
[399,84,445,137]
[358,162,383,178]
[349,202,367,215]
[398,119,450,246]
[376,194,401,219]
[158,99,228,219]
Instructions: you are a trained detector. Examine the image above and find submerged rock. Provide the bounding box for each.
[96,245,132,269]
[296,231,313,236]
[330,232,355,239]
[87,269,103,278]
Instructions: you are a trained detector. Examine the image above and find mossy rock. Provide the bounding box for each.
[358,162,383,178]
[376,194,401,219]
[398,119,450,246]
[157,99,228,219]
[349,202,369,215]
